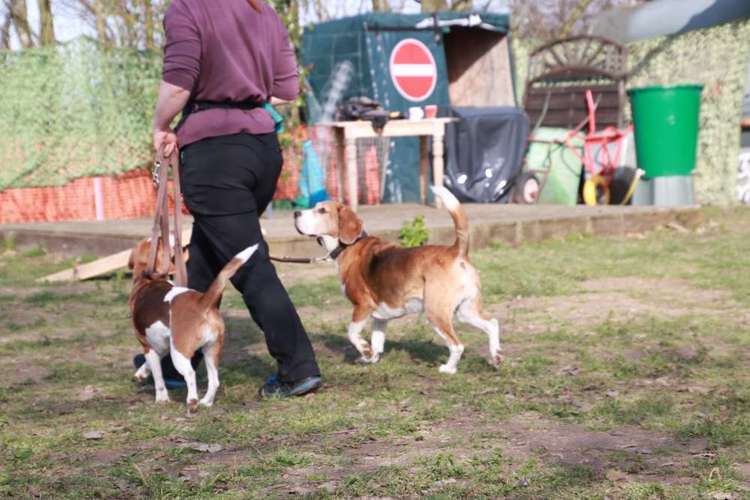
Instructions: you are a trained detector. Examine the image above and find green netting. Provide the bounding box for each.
[0,39,161,190]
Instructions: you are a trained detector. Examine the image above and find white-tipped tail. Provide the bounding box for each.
[430,185,469,256]
[164,286,190,303]
[430,185,460,211]
[198,244,259,309]
[235,244,259,264]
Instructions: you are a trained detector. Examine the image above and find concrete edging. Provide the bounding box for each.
[0,206,703,259]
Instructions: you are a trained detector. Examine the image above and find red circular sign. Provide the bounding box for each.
[389,39,437,102]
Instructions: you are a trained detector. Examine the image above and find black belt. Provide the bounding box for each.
[188,99,263,112]
[178,98,264,128]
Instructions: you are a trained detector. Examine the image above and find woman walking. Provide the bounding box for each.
[145,0,322,398]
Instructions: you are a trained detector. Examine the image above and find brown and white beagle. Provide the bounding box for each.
[128,238,257,412]
[294,186,501,374]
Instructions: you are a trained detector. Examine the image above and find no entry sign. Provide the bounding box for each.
[389,39,437,102]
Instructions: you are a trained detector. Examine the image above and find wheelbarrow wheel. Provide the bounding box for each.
[609,166,641,205]
[511,172,541,204]
[582,175,611,206]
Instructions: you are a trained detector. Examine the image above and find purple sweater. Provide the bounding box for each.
[163,0,299,146]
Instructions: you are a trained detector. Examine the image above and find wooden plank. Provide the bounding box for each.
[38,248,134,283]
[37,226,192,283]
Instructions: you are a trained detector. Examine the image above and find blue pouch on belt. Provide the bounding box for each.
[263,103,285,133]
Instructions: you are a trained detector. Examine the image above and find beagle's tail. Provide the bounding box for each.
[431,186,469,257]
[199,244,259,308]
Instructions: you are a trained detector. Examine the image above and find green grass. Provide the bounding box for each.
[1,207,750,497]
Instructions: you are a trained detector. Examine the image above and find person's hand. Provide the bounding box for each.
[153,128,178,157]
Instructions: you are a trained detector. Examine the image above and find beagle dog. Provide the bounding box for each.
[128,238,257,412]
[294,186,501,374]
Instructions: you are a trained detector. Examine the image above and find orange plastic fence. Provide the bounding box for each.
[0,132,384,224]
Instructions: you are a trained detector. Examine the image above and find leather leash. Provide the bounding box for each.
[269,232,368,264]
[145,146,354,270]
[269,254,331,264]
[146,146,188,286]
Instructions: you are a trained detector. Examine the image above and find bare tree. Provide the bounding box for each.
[372,0,391,11]
[420,0,449,11]
[509,0,643,41]
[0,9,11,48]
[39,0,55,46]
[419,0,476,12]
[7,0,35,48]
[0,0,58,48]
[143,0,155,49]
[450,0,473,11]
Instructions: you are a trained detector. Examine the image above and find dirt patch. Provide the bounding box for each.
[179,408,708,496]
[496,277,742,335]
[500,412,707,484]
[266,410,709,495]
[582,277,730,306]
[2,362,51,386]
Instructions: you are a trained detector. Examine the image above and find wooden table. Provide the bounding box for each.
[327,118,455,211]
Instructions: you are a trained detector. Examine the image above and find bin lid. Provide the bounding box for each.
[627,84,704,95]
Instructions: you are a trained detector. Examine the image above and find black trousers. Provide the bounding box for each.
[160,132,320,383]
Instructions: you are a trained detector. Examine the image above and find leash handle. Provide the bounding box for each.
[146,145,188,287]
[170,153,188,287]
[146,155,169,277]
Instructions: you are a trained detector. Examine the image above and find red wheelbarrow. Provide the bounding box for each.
[513,90,641,205]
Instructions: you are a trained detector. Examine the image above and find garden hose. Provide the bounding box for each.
[619,169,644,205]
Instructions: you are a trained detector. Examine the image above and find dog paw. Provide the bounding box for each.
[355,355,376,364]
[439,364,457,375]
[490,351,504,368]
[187,399,199,415]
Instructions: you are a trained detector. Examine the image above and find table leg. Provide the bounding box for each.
[345,138,358,211]
[334,128,345,203]
[432,133,445,208]
[419,136,429,205]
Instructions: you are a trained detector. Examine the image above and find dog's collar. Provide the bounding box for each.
[326,231,368,260]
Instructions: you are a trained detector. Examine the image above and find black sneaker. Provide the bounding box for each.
[258,374,322,399]
[132,354,187,390]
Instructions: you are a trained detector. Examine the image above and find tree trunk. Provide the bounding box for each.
[39,0,56,46]
[117,2,137,48]
[372,0,390,11]
[88,0,109,47]
[143,0,155,50]
[451,0,473,11]
[559,0,596,37]
[1,13,11,49]
[420,0,448,12]
[9,0,34,48]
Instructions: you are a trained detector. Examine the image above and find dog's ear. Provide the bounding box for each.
[338,204,363,245]
[127,249,135,270]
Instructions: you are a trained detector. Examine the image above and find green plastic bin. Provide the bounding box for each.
[627,84,703,178]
